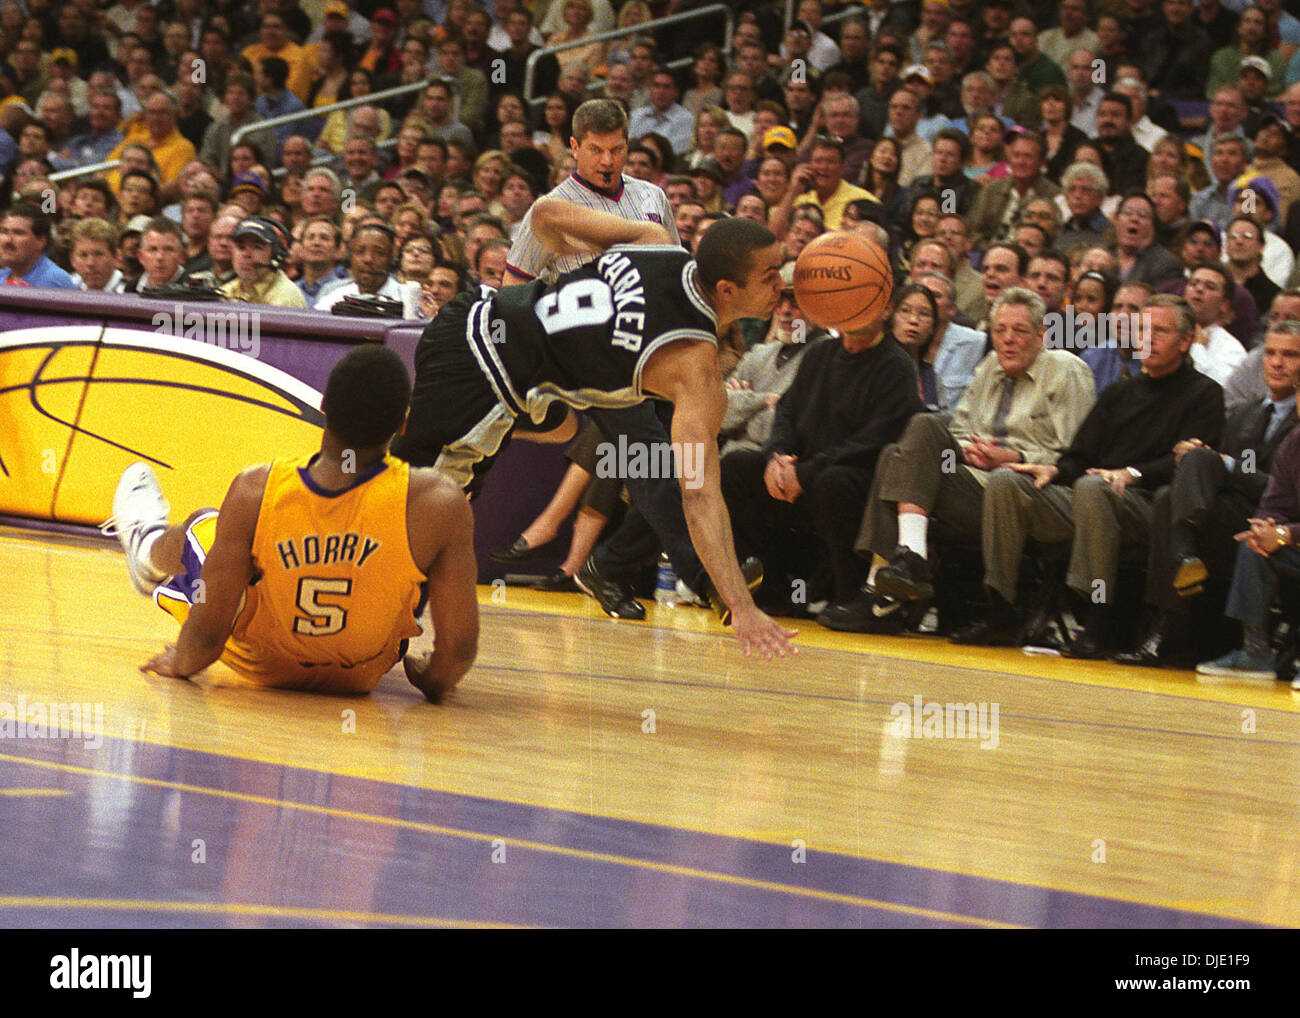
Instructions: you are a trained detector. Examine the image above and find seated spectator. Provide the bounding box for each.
[781,205,822,261]
[1111,191,1184,286]
[397,231,436,285]
[1191,135,1251,229]
[1227,174,1294,288]
[0,203,75,288]
[67,90,124,167]
[125,216,194,293]
[68,217,124,292]
[254,56,309,160]
[721,262,826,459]
[824,287,1096,632]
[955,295,1223,655]
[967,130,1060,249]
[972,241,1028,329]
[862,135,905,219]
[295,215,347,303]
[720,300,923,615]
[1245,113,1300,219]
[905,128,978,218]
[1094,92,1150,195]
[109,92,195,188]
[1196,408,1300,681]
[180,191,217,274]
[912,270,987,410]
[1149,173,1193,248]
[1184,262,1249,384]
[315,221,403,309]
[199,74,274,181]
[218,217,306,308]
[1225,215,1282,329]
[773,136,876,235]
[628,67,695,157]
[1223,289,1300,410]
[190,210,240,286]
[1122,321,1300,667]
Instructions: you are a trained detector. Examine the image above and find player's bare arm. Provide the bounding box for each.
[530,196,671,257]
[643,341,798,659]
[141,465,268,679]
[403,468,480,702]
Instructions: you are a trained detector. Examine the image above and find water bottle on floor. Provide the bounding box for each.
[655,554,678,606]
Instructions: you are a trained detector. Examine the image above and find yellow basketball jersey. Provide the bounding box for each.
[221,453,425,693]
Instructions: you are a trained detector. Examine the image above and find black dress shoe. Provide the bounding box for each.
[819,591,914,634]
[529,569,578,593]
[489,534,562,564]
[1173,555,1207,597]
[575,556,646,620]
[950,616,1020,646]
[1062,626,1112,660]
[702,557,764,625]
[1113,615,1195,668]
[873,546,934,602]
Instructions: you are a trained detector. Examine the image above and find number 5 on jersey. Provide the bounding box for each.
[295,577,351,635]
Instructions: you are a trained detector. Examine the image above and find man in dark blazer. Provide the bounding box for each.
[1117,321,1300,665]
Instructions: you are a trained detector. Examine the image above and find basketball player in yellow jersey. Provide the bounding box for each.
[103,345,479,701]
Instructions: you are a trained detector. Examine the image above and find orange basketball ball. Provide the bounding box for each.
[792,231,893,334]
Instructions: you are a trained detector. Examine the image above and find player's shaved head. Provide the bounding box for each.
[323,345,411,449]
[695,216,778,291]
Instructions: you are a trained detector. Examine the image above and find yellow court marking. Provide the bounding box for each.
[0,897,520,928]
[0,751,1017,929]
[0,789,72,798]
[486,587,1300,712]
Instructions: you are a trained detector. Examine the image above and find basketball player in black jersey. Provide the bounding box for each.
[393,196,798,658]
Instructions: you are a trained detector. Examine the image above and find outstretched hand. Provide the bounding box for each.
[730,606,798,659]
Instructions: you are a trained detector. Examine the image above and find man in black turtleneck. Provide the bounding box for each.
[721,295,924,616]
[954,294,1224,656]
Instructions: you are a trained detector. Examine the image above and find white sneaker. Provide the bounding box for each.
[1195,649,1274,680]
[101,463,170,594]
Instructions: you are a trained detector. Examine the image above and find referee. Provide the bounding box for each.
[503,99,715,621]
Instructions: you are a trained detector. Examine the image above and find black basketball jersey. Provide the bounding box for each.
[464,245,718,420]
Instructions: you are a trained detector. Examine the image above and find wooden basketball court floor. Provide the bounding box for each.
[3,522,1299,929]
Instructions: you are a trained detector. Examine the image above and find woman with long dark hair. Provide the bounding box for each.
[887,282,943,408]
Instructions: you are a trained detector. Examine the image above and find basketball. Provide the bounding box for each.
[792,231,893,334]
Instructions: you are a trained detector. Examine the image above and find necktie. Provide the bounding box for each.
[992,375,1015,438]
[1265,402,1289,444]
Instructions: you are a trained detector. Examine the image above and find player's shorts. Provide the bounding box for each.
[391,291,517,496]
[391,291,571,496]
[153,509,226,624]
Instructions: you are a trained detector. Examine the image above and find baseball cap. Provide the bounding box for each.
[763,125,797,150]
[123,215,152,235]
[1239,56,1272,81]
[324,1,349,17]
[902,64,933,85]
[229,171,267,196]
[690,157,726,184]
[1229,173,1281,217]
[1185,219,1220,245]
[49,48,77,68]
[233,218,278,246]
[371,7,398,25]
[401,166,431,184]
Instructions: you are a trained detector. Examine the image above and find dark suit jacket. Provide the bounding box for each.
[966,174,1063,248]
[1224,397,1299,504]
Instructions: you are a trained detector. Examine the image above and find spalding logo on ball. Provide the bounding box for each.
[793,232,893,334]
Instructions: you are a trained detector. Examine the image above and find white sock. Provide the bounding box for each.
[867,555,884,587]
[136,529,168,581]
[897,513,929,559]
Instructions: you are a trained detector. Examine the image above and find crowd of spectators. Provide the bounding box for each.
[8,0,1300,678]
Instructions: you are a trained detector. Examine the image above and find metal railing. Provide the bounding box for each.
[50,158,122,184]
[523,3,734,106]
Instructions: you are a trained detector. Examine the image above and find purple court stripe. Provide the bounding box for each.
[0,736,1260,929]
